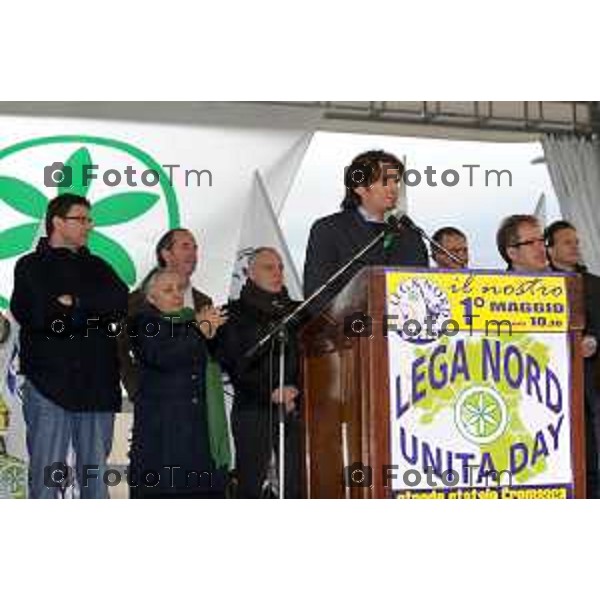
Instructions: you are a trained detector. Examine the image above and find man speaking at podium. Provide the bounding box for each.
[303,150,429,305]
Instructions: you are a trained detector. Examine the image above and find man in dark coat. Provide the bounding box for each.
[496,214,599,498]
[303,150,429,306]
[545,220,600,498]
[215,248,302,499]
[10,194,128,499]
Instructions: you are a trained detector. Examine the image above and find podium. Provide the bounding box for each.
[300,267,586,499]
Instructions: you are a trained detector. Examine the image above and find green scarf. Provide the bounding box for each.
[161,307,231,470]
[205,357,231,470]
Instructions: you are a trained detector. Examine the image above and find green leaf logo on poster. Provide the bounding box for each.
[454,386,508,444]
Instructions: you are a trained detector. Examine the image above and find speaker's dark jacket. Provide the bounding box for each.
[303,208,430,308]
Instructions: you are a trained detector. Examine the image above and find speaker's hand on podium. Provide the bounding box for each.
[582,335,598,359]
[272,386,299,414]
[57,294,74,307]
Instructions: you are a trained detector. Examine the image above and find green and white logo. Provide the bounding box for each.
[455,386,508,445]
[0,135,182,308]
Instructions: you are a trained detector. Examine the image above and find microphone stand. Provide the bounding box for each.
[245,222,393,499]
[245,214,462,498]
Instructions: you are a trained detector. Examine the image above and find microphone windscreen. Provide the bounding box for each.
[386,214,400,228]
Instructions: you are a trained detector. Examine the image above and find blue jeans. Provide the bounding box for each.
[22,380,115,499]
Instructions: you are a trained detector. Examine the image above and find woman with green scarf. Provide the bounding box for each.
[130,269,230,498]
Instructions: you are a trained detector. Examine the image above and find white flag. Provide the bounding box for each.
[230,171,302,301]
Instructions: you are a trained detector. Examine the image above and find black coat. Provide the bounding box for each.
[130,306,218,496]
[303,209,430,306]
[214,292,300,411]
[10,238,128,412]
[549,263,600,496]
[550,264,600,386]
[581,271,600,341]
[118,285,213,402]
[578,271,600,399]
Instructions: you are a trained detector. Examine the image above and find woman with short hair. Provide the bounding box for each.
[130,269,230,499]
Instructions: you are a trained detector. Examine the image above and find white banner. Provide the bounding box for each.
[0,114,315,306]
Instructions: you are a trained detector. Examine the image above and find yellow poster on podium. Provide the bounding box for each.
[386,271,574,499]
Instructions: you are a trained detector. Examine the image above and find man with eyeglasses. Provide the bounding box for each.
[10,193,128,499]
[496,214,598,497]
[431,227,469,269]
[496,214,548,273]
[497,215,597,359]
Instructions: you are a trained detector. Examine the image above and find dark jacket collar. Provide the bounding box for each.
[549,260,588,274]
[36,237,90,258]
[239,279,294,319]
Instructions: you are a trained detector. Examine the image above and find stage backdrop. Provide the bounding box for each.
[0,113,315,498]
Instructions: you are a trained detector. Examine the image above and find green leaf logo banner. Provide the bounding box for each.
[59,147,93,197]
[0,136,181,308]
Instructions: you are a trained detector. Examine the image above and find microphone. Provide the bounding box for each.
[386,213,465,268]
[386,213,425,237]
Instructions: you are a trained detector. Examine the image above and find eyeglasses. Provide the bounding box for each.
[63,216,93,225]
[510,237,546,249]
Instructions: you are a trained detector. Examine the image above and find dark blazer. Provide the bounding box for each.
[303,208,429,306]
[582,271,600,340]
[579,270,600,392]
[549,264,600,387]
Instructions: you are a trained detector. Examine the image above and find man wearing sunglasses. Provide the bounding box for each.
[10,193,128,499]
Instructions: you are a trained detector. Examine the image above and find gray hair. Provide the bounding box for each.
[142,268,179,299]
[247,247,282,269]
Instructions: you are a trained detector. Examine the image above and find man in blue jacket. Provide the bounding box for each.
[545,220,600,498]
[10,194,128,499]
